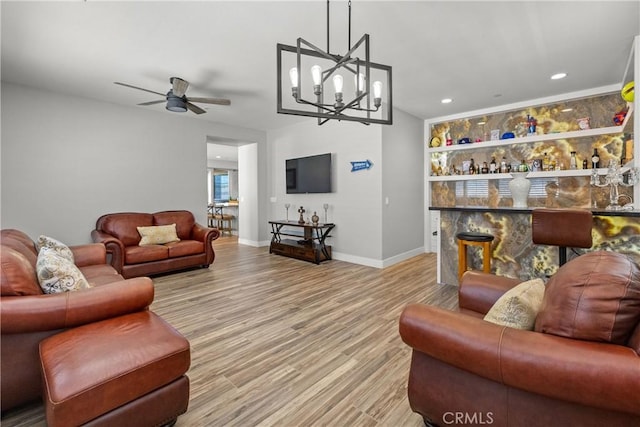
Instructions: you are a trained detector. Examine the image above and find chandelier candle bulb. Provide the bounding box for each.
[333,74,343,93]
[373,81,383,107]
[311,65,322,85]
[289,67,299,98]
[289,68,299,88]
[333,75,344,107]
[311,65,323,95]
[355,73,365,95]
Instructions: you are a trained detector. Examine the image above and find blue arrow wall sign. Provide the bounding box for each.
[350,160,373,172]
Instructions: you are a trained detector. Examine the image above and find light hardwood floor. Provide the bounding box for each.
[2,237,458,427]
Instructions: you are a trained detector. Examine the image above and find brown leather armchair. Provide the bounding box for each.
[0,229,155,411]
[400,252,640,427]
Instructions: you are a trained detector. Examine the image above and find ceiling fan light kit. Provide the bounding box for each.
[277,0,393,125]
[114,77,230,115]
[166,91,188,112]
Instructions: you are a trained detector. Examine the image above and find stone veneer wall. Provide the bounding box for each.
[439,210,640,286]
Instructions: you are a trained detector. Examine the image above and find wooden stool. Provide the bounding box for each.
[214,213,234,236]
[456,231,494,281]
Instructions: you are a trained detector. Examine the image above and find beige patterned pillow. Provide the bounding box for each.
[484,278,545,330]
[36,248,91,294]
[137,223,180,246]
[37,235,74,262]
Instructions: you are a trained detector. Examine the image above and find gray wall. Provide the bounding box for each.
[381,107,425,262]
[238,143,261,246]
[267,119,382,263]
[2,82,425,267]
[1,82,265,244]
[266,110,424,267]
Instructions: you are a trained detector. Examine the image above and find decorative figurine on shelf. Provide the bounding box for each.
[613,109,627,125]
[591,159,639,210]
[500,157,508,173]
[445,132,453,146]
[543,152,550,171]
[526,114,537,135]
[518,159,529,172]
[621,80,634,102]
[297,206,306,224]
[311,212,320,225]
[578,117,591,130]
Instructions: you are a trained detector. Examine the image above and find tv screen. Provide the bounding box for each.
[286,153,332,194]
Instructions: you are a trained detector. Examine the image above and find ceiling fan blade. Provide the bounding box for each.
[138,100,165,106]
[188,97,231,106]
[186,101,206,115]
[114,82,166,97]
[170,77,189,97]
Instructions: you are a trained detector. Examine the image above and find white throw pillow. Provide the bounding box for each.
[137,223,180,246]
[36,235,74,262]
[36,248,91,294]
[484,278,545,330]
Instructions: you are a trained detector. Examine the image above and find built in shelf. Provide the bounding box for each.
[428,167,634,182]
[428,103,634,154]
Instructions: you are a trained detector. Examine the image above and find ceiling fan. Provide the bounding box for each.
[114,77,231,114]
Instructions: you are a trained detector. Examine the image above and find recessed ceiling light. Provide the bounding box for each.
[551,72,567,80]
[441,98,453,104]
[215,155,222,159]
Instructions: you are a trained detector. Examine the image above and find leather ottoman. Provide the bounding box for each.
[39,311,191,427]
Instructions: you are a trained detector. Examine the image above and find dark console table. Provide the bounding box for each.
[268,220,335,264]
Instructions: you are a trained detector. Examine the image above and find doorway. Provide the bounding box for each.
[207,138,258,243]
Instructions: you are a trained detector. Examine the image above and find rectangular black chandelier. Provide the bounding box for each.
[276,1,393,126]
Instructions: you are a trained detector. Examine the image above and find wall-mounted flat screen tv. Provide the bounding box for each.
[286,153,332,194]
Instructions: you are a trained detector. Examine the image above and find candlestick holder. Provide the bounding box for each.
[590,159,639,210]
[323,203,329,223]
[284,203,291,221]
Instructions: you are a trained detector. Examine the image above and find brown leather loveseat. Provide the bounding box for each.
[399,251,640,427]
[92,210,219,278]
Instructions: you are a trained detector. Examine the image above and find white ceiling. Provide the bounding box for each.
[207,142,242,163]
[2,1,639,141]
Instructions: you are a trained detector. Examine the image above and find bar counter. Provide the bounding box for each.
[431,206,640,217]
[430,206,640,285]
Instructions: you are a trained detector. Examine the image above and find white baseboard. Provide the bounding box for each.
[242,239,427,269]
[237,238,271,247]
[332,246,426,269]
